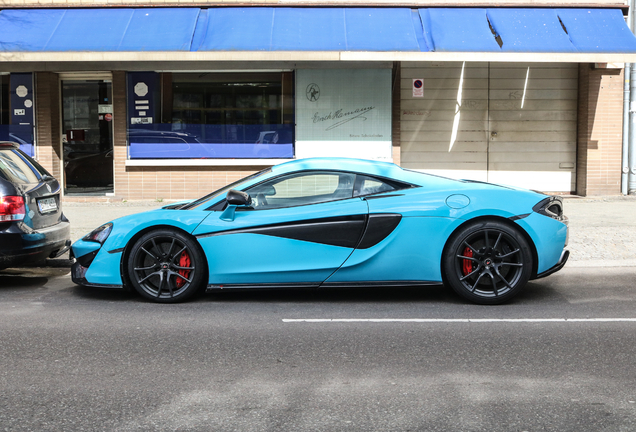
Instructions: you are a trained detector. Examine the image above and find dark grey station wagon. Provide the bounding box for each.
[0,142,70,269]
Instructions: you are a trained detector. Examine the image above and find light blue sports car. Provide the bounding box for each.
[70,158,569,304]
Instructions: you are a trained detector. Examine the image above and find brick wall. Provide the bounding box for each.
[112,71,265,201]
[34,72,62,181]
[576,64,623,196]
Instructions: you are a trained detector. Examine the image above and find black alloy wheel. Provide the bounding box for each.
[443,220,533,305]
[127,229,206,303]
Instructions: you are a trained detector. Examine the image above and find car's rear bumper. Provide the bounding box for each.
[534,249,569,280]
[0,220,71,268]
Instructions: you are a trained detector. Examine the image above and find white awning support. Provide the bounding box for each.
[3,51,636,64]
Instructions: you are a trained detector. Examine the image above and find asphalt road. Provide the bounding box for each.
[1,265,636,431]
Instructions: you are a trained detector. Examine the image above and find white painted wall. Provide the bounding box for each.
[295,140,393,162]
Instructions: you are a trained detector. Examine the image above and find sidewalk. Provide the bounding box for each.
[61,195,636,267]
[562,195,636,267]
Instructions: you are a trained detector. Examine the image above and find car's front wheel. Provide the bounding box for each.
[127,229,206,303]
[443,220,533,305]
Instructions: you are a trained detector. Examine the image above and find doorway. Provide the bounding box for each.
[61,79,114,195]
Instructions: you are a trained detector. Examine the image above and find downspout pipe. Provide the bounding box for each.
[630,66,636,194]
[623,63,631,195]
[629,0,636,194]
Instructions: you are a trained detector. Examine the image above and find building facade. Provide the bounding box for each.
[1,2,635,200]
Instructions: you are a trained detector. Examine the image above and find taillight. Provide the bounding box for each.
[532,196,565,221]
[0,196,26,221]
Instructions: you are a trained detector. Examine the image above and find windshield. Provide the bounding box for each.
[181,168,272,210]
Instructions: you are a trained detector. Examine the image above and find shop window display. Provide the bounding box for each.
[127,72,294,159]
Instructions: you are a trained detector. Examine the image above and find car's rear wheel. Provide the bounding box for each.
[443,220,533,305]
[127,229,205,303]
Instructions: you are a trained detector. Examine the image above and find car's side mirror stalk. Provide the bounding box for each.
[220,189,252,221]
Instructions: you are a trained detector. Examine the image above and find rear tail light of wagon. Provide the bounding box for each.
[0,196,26,221]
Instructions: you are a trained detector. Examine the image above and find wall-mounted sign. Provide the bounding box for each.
[412,79,424,98]
[4,73,35,156]
[10,74,34,125]
[127,72,158,126]
[131,117,153,125]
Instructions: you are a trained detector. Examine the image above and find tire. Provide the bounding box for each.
[443,220,533,305]
[127,229,206,303]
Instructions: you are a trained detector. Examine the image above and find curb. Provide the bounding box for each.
[566,259,636,268]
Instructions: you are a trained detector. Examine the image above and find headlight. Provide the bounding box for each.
[83,223,113,244]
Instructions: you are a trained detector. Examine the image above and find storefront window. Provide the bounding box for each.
[0,73,35,157]
[127,72,294,159]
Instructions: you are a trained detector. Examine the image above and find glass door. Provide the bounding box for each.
[61,79,113,195]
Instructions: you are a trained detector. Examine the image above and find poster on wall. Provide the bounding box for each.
[295,69,392,161]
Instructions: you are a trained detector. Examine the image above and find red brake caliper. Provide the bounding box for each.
[462,247,473,276]
[175,250,192,288]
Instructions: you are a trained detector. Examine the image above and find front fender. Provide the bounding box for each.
[99,210,209,252]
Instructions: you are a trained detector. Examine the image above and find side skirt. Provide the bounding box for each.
[206,281,441,292]
[320,281,442,288]
[206,283,320,291]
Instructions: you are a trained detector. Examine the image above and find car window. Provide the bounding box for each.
[247,171,356,210]
[0,149,40,184]
[185,168,272,210]
[353,175,396,197]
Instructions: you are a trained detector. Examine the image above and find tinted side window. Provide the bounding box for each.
[0,149,39,184]
[353,175,396,197]
[247,171,356,210]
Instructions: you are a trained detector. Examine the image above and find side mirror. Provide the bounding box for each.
[220,189,252,222]
[226,189,252,206]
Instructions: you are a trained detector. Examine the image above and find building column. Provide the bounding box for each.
[392,62,401,166]
[34,72,62,180]
[577,64,624,196]
[112,71,129,199]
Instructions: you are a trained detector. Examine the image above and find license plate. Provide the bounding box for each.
[37,197,57,214]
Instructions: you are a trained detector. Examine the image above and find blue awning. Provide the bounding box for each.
[0,7,635,54]
[420,8,636,53]
[195,8,422,51]
[0,8,200,51]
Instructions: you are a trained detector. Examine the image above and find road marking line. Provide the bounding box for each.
[283,318,636,323]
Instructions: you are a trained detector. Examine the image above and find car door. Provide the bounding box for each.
[192,171,369,287]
